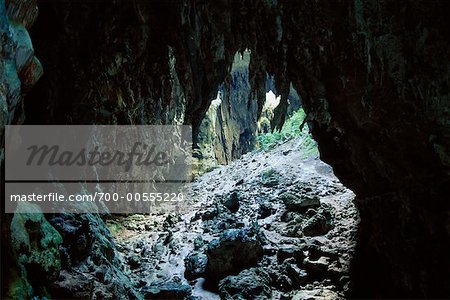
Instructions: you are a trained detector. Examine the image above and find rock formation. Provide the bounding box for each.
[0,0,42,158]
[111,137,359,299]
[1,0,449,298]
[196,51,300,170]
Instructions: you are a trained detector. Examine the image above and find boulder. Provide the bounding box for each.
[302,214,332,237]
[205,227,263,280]
[48,212,140,299]
[184,253,207,280]
[222,191,241,212]
[128,255,141,270]
[193,236,205,250]
[260,169,280,187]
[48,213,95,266]
[284,262,308,285]
[280,192,320,211]
[302,256,330,276]
[200,208,218,221]
[218,268,272,300]
[141,282,192,299]
[10,203,62,286]
[277,247,305,264]
[258,202,274,219]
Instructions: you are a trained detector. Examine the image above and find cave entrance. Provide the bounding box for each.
[18,2,360,298]
[4,0,448,297]
[107,51,360,299]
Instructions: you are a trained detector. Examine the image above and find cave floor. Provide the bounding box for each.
[108,137,359,300]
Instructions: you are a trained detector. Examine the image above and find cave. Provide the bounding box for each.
[1,0,449,299]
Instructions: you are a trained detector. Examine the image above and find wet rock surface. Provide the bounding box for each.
[141,282,192,300]
[7,203,62,298]
[111,137,359,299]
[47,213,140,300]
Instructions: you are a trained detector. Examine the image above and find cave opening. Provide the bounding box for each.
[2,0,449,299]
[151,49,360,298]
[22,16,361,296]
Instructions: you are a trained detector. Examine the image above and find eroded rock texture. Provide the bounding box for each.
[1,0,45,298]
[0,0,42,157]
[1,3,138,298]
[280,1,450,297]
[197,51,301,168]
[196,51,260,167]
[1,0,449,298]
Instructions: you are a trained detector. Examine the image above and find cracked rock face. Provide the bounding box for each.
[1,1,44,298]
[0,0,42,146]
[1,0,449,298]
[8,203,62,299]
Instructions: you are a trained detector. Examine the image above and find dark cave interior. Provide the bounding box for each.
[1,0,450,299]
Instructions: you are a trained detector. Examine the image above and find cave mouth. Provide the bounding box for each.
[98,70,361,298]
[14,3,359,299]
[106,133,360,299]
[5,0,449,299]
[101,55,361,298]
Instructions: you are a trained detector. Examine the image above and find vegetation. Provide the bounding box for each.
[107,221,123,235]
[256,108,319,158]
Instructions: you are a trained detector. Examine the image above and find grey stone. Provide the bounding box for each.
[302,214,332,237]
[141,282,192,299]
[280,192,320,211]
[184,253,207,280]
[218,268,272,300]
[222,191,241,212]
[205,227,263,280]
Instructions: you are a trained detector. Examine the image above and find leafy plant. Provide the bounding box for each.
[256,108,319,158]
[107,221,123,235]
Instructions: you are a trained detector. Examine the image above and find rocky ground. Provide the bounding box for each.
[108,137,359,300]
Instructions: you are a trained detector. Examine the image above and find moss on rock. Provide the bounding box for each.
[8,202,62,298]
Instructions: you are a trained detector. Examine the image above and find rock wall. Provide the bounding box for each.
[197,51,258,166]
[279,1,450,297]
[197,51,301,169]
[1,0,45,298]
[0,1,139,298]
[0,0,42,158]
[1,0,449,298]
[24,0,187,126]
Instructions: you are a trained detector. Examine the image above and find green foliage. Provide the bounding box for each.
[256,108,319,158]
[107,221,123,235]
